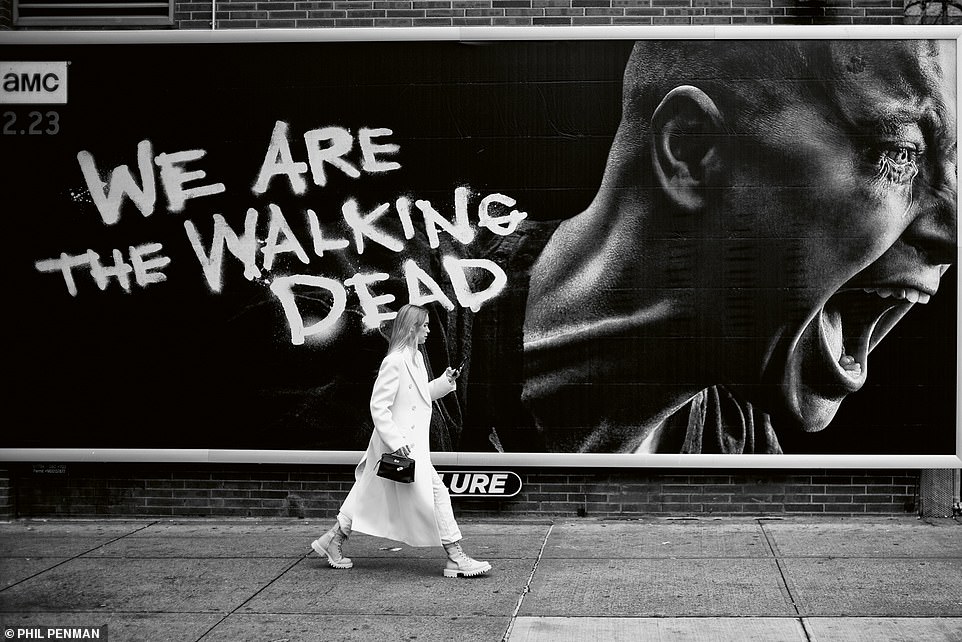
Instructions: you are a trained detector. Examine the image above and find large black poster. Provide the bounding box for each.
[1,32,958,464]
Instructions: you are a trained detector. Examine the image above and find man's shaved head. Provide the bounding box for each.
[607,40,952,188]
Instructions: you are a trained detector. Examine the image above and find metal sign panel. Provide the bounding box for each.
[0,60,67,103]
[440,470,523,498]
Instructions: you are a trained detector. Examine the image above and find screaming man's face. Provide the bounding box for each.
[722,41,957,432]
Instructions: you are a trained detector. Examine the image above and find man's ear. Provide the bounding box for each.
[650,85,724,213]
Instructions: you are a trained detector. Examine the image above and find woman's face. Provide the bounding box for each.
[413,317,430,346]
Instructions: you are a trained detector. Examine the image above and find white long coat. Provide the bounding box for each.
[338,347,456,547]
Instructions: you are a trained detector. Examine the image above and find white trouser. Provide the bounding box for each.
[337,467,462,545]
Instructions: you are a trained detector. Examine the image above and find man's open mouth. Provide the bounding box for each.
[816,286,926,392]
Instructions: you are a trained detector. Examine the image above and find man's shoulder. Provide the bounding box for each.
[471,219,561,268]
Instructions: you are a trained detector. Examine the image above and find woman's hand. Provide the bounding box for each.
[444,367,460,385]
[392,445,412,457]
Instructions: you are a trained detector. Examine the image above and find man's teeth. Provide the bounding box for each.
[862,287,930,304]
[839,354,862,375]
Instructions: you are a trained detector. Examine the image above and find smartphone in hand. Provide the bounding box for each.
[453,357,467,376]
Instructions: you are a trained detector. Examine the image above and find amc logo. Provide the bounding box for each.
[1,62,68,104]
[440,470,522,498]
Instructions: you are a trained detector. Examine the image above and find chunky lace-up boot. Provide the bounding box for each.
[311,525,353,569]
[442,540,491,578]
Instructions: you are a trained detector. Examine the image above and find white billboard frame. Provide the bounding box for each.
[1,25,959,469]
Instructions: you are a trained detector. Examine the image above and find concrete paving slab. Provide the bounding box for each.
[439,522,554,536]
[543,522,771,559]
[784,558,962,616]
[131,521,318,536]
[0,557,298,614]
[521,558,794,617]
[0,522,153,558]
[0,559,70,589]
[0,522,154,537]
[508,616,808,641]
[0,612,221,642]
[0,538,121,559]
[86,534,313,559]
[82,520,326,558]
[2,516,959,641]
[763,521,962,558]
[201,613,509,642]
[803,616,962,641]
[241,556,530,616]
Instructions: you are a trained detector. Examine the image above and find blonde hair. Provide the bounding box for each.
[385,304,429,355]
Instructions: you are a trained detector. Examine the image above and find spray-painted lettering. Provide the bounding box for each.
[34,243,171,295]
[184,189,517,344]
[252,121,401,195]
[35,121,527,345]
[77,140,226,225]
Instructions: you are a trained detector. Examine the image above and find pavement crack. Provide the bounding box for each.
[193,551,309,642]
[758,519,805,624]
[501,522,553,642]
[0,520,160,593]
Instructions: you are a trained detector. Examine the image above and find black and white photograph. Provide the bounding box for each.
[1,25,961,642]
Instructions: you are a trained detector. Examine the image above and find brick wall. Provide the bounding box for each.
[9,464,919,518]
[174,0,907,28]
[0,0,918,31]
[0,467,13,519]
[0,0,11,30]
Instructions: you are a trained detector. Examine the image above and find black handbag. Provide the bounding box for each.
[376,452,415,483]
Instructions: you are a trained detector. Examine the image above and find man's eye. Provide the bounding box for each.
[876,145,920,184]
[882,146,919,166]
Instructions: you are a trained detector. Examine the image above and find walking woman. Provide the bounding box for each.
[311,304,491,578]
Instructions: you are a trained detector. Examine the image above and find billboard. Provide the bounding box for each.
[1,27,959,468]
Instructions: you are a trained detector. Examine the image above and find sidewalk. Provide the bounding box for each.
[0,516,960,641]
